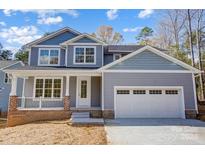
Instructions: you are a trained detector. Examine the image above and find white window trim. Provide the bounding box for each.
[38,48,60,66]
[73,46,96,65]
[33,77,63,101]
[113,53,122,61]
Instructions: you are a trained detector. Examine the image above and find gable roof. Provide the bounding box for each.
[24,27,81,48]
[60,33,107,45]
[99,45,200,73]
[0,60,24,70]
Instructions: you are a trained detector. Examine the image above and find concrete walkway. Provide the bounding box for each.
[105,119,205,145]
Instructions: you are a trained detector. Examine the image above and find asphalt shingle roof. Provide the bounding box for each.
[0,60,21,70]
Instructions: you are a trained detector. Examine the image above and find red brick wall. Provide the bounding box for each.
[7,110,71,127]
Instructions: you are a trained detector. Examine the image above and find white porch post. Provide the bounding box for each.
[21,77,28,108]
[10,75,17,96]
[65,75,70,96]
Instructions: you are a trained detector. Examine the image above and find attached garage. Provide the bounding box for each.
[114,86,185,118]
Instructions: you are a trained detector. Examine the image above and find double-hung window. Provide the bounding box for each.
[74,46,96,64]
[34,78,62,99]
[39,48,60,65]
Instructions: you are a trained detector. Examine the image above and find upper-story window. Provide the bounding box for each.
[38,48,60,66]
[113,54,122,61]
[74,46,96,64]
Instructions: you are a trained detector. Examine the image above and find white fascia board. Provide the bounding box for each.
[99,45,201,73]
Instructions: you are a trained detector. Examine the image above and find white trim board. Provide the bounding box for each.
[99,45,200,73]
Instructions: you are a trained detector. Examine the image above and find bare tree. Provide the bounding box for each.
[187,9,195,67]
[92,25,124,44]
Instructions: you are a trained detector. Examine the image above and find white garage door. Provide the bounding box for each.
[115,87,185,118]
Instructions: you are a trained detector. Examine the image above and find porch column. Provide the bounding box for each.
[10,75,17,96]
[65,75,70,96]
[9,75,18,112]
[64,75,70,110]
[21,77,28,108]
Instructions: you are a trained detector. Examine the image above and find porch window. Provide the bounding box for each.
[74,46,96,64]
[39,48,60,65]
[34,78,62,99]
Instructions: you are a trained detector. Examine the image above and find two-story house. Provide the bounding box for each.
[4,27,200,126]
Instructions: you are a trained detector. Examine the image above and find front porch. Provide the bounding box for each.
[6,69,103,126]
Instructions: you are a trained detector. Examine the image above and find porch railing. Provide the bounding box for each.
[17,97,64,110]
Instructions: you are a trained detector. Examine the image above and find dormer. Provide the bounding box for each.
[60,33,107,68]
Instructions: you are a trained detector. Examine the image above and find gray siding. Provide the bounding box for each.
[109,50,187,70]
[74,37,98,43]
[38,31,78,45]
[104,54,113,65]
[70,76,77,107]
[104,53,128,65]
[0,63,23,112]
[91,77,101,107]
[104,73,195,110]
[30,47,66,66]
[67,45,103,68]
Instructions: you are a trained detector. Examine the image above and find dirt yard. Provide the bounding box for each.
[0,120,107,145]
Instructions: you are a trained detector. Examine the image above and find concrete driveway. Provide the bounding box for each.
[105,119,205,145]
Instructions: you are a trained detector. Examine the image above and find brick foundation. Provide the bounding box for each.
[103,110,114,119]
[64,96,70,110]
[7,110,71,127]
[185,110,197,119]
[0,111,7,118]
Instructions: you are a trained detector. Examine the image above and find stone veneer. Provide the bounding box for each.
[102,110,114,119]
[185,109,197,119]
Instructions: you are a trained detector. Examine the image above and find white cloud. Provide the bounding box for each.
[3,9,79,25]
[0,21,6,26]
[138,9,154,18]
[106,9,119,20]
[123,27,143,32]
[38,16,63,25]
[0,26,41,45]
[3,9,79,18]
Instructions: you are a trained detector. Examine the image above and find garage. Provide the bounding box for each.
[114,86,185,118]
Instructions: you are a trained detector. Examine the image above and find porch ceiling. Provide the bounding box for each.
[4,66,101,77]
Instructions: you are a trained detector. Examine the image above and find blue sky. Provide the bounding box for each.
[0,9,161,53]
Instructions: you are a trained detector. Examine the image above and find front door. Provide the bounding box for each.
[77,76,91,108]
